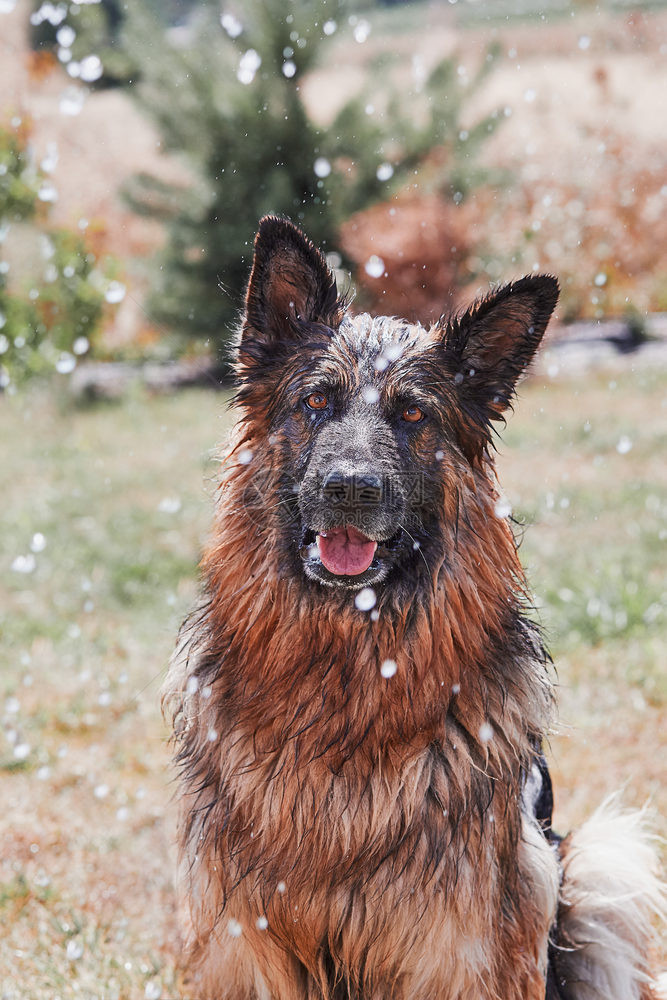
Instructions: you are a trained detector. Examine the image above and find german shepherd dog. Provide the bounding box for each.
[164,217,665,999]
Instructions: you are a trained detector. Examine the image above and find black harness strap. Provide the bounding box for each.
[523,752,569,1000]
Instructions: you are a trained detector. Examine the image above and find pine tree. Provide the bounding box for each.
[122,0,502,355]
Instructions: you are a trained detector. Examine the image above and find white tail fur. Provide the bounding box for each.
[551,798,666,999]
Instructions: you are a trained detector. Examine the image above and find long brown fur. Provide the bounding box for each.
[164,217,664,999]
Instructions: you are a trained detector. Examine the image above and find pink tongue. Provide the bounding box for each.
[317,526,378,576]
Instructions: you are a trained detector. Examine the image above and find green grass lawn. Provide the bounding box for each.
[1,368,665,997]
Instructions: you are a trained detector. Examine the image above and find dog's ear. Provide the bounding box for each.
[440,275,559,456]
[241,216,343,349]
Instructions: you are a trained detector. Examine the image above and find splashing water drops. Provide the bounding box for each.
[355,588,376,612]
[479,722,494,743]
[11,554,36,574]
[364,255,385,279]
[494,498,512,519]
[237,49,261,85]
[221,12,243,38]
[313,157,331,178]
[105,280,126,304]
[66,939,84,961]
[380,659,397,678]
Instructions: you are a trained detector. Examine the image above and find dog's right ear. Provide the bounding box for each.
[240,217,343,355]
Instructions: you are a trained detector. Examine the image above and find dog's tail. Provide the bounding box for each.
[549,798,666,1000]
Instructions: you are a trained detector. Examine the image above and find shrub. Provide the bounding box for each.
[0,121,114,389]
[121,0,503,355]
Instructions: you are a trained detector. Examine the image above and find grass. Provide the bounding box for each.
[1,367,665,996]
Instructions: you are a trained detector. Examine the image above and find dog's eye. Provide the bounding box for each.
[305,392,328,411]
[402,404,425,424]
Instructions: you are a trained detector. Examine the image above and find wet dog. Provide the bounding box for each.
[164,216,665,999]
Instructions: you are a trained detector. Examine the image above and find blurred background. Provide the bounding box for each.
[0,1,665,997]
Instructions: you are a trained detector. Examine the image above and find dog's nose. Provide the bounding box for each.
[322,472,384,507]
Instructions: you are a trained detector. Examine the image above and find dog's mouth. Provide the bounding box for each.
[317,525,377,576]
[299,525,404,589]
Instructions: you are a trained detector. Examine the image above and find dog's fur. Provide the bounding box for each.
[164,217,665,999]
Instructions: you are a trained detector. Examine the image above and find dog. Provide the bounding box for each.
[164,216,665,999]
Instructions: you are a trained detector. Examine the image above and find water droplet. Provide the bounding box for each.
[221,12,243,38]
[40,142,59,174]
[355,587,376,612]
[66,939,84,961]
[73,336,89,355]
[11,554,36,574]
[479,722,494,743]
[56,24,75,48]
[57,352,77,374]
[353,20,371,43]
[384,342,403,362]
[380,659,397,678]
[105,280,126,304]
[313,157,331,178]
[79,54,103,82]
[38,181,58,203]
[237,49,261,85]
[30,532,47,553]
[364,255,384,279]
[158,496,181,514]
[494,498,512,519]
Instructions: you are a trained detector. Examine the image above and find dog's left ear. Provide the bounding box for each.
[241,216,343,351]
[440,275,559,454]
